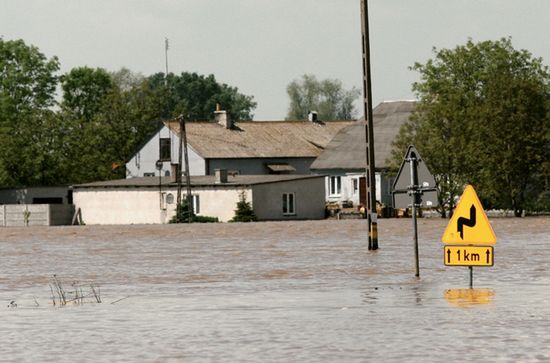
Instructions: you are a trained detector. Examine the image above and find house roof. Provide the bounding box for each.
[164,120,354,159]
[73,174,325,189]
[310,101,415,171]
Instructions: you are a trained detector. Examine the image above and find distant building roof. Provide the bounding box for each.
[73,174,325,189]
[310,101,415,171]
[164,120,354,159]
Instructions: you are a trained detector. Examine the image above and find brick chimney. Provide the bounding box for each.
[214,103,233,129]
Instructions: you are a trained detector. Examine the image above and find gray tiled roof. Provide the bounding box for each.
[166,120,354,159]
[310,101,415,171]
[73,174,325,189]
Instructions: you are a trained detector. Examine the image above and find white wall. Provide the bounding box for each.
[125,126,206,178]
[198,187,252,222]
[74,189,166,224]
[73,186,252,224]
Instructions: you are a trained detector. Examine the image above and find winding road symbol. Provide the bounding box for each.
[442,185,496,245]
[457,204,476,239]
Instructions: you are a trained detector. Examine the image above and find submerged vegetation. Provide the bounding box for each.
[49,275,102,306]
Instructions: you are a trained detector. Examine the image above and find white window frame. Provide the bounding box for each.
[282,192,296,216]
[352,178,359,195]
[329,176,342,196]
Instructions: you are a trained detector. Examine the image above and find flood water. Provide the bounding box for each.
[1,217,549,362]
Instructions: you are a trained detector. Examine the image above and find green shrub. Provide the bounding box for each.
[231,192,257,222]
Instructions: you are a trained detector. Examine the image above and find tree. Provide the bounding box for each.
[390,38,549,217]
[231,192,257,222]
[59,69,164,183]
[0,38,60,187]
[147,72,256,121]
[60,66,114,124]
[286,74,360,120]
[0,39,59,122]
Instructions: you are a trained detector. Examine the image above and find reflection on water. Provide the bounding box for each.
[444,288,495,308]
[1,217,550,362]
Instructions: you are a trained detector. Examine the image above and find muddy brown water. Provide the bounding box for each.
[1,217,549,362]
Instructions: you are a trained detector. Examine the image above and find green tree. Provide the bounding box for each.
[390,38,549,217]
[0,38,60,187]
[231,192,257,222]
[147,72,256,121]
[286,74,360,120]
[60,66,114,124]
[60,69,164,183]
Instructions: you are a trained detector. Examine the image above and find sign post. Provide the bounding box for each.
[442,185,497,287]
[392,145,438,277]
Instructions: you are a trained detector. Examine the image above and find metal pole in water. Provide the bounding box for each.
[469,266,473,288]
[409,153,420,277]
[412,203,419,277]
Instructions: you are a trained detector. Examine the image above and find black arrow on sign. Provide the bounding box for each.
[457,204,476,239]
[486,249,490,264]
[447,248,451,264]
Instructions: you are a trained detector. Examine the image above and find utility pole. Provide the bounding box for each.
[176,114,193,223]
[360,0,378,250]
[176,115,183,223]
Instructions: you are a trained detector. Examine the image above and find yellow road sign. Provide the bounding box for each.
[442,185,497,244]
[444,245,494,266]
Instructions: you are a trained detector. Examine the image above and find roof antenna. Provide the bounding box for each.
[164,37,169,83]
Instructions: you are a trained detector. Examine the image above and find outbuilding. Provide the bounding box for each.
[73,172,326,224]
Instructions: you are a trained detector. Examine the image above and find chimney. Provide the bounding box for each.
[215,169,228,184]
[214,103,233,129]
[308,111,319,123]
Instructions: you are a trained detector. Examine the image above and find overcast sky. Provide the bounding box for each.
[2,0,549,120]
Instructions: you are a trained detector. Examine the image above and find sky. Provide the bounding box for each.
[2,0,549,120]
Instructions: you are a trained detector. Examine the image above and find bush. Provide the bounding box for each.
[193,215,219,223]
[231,192,257,222]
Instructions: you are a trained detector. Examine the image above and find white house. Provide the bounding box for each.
[126,110,354,178]
[73,172,326,224]
[310,101,416,210]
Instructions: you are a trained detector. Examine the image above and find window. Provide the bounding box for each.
[144,172,155,177]
[159,138,171,161]
[352,178,359,195]
[192,195,200,214]
[282,193,296,216]
[329,176,342,196]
